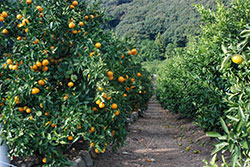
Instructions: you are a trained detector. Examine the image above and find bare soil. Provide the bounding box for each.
[93,97,218,167]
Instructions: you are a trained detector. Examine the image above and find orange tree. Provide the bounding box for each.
[206,27,250,166]
[0,0,153,166]
[156,0,250,166]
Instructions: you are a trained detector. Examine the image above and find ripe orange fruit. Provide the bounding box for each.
[115,110,120,116]
[111,103,118,110]
[40,103,43,108]
[107,71,113,77]
[102,148,106,153]
[90,142,95,148]
[31,88,40,95]
[96,100,101,105]
[12,65,18,70]
[51,124,56,128]
[131,78,135,82]
[1,12,8,18]
[84,16,89,20]
[90,15,95,19]
[89,127,95,133]
[68,136,73,141]
[102,93,107,98]
[89,52,95,58]
[68,22,75,28]
[36,6,43,12]
[0,16,4,22]
[112,130,115,136]
[32,64,38,70]
[136,72,142,77]
[38,80,45,86]
[232,54,244,64]
[42,59,49,66]
[98,87,103,91]
[106,97,111,100]
[25,28,29,33]
[26,108,31,114]
[64,95,69,100]
[131,49,138,55]
[99,102,105,109]
[16,14,22,20]
[36,61,42,67]
[21,19,28,26]
[33,38,39,44]
[109,76,114,80]
[42,66,48,72]
[68,82,74,87]
[118,76,125,83]
[14,96,19,101]
[17,36,22,41]
[95,148,100,154]
[8,65,13,70]
[23,106,28,111]
[26,0,32,4]
[72,1,78,6]
[22,21,29,27]
[123,93,127,97]
[92,107,98,111]
[77,123,82,129]
[79,21,84,26]
[72,30,78,34]
[17,24,23,28]
[2,29,8,34]
[95,42,101,49]
[121,55,125,59]
[70,5,75,9]
[6,59,12,65]
[42,158,47,163]
[19,107,24,112]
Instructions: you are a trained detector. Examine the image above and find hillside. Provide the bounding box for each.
[102,0,219,47]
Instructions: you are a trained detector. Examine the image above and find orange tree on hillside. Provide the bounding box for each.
[0,0,153,166]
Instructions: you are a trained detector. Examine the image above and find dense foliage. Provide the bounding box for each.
[156,0,250,166]
[0,0,152,166]
[102,0,221,61]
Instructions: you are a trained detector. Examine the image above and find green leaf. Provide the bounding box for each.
[238,106,245,119]
[220,55,231,71]
[236,121,243,132]
[221,45,228,54]
[71,75,78,82]
[211,142,229,155]
[226,115,239,122]
[210,154,218,164]
[206,131,222,138]
[220,118,229,134]
[240,140,248,149]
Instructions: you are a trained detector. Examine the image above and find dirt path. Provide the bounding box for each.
[93,96,216,167]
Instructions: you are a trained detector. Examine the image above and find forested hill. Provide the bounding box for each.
[102,0,219,48]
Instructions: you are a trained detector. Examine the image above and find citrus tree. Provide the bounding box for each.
[156,0,250,166]
[0,0,152,166]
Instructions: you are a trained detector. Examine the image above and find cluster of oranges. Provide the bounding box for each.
[30,59,49,72]
[0,0,153,166]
